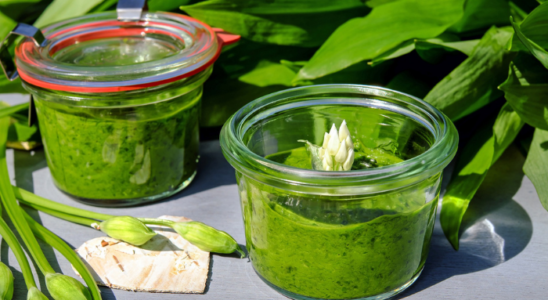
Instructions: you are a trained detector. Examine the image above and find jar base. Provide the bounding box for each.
[255,266,423,300]
[54,171,197,207]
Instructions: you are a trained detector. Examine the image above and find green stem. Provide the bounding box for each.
[0,216,36,289]
[0,117,54,275]
[22,203,97,227]
[21,209,102,300]
[13,186,114,221]
[0,102,29,119]
[138,218,175,227]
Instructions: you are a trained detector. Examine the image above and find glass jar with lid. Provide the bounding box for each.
[0,0,239,206]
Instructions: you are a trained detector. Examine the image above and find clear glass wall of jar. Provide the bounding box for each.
[221,85,458,300]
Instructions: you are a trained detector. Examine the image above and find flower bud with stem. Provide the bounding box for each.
[0,262,13,300]
[13,189,246,258]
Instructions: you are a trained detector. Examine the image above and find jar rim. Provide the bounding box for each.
[15,11,220,93]
[220,84,459,195]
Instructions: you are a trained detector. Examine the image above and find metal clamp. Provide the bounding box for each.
[117,0,148,22]
[0,23,46,81]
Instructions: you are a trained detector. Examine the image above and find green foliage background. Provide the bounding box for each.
[1,0,548,249]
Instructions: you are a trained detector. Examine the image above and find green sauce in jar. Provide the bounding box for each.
[31,81,204,204]
[236,148,438,299]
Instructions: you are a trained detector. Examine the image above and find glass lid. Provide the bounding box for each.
[14,11,221,93]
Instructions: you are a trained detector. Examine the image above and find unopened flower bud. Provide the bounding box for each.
[343,148,354,171]
[339,120,350,142]
[27,287,48,300]
[327,124,340,155]
[100,216,156,246]
[334,141,347,163]
[0,262,13,300]
[172,221,245,258]
[46,273,91,300]
[322,132,330,149]
[345,136,353,149]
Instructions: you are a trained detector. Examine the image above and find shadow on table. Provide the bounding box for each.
[395,147,533,299]
[149,140,238,205]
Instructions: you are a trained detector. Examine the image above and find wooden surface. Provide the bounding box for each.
[2,94,547,299]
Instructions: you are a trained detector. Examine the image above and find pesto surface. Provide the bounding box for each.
[238,148,438,299]
[35,92,200,200]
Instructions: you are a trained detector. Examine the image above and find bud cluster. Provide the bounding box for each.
[319,120,355,171]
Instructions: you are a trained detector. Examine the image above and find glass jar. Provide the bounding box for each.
[1,8,238,206]
[220,85,458,300]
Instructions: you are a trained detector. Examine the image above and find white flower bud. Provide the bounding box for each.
[323,153,333,169]
[345,136,353,149]
[322,132,330,149]
[339,120,350,142]
[325,165,333,171]
[343,148,354,171]
[327,124,340,155]
[334,141,347,163]
[337,165,343,171]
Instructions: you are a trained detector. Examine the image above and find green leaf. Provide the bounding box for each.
[524,128,548,211]
[370,34,479,66]
[440,103,523,250]
[181,0,367,47]
[510,11,548,69]
[365,0,401,7]
[516,1,548,49]
[0,0,43,22]
[149,0,193,11]
[448,0,511,34]
[500,52,548,130]
[200,41,309,127]
[416,37,479,57]
[34,0,106,28]
[424,26,515,121]
[295,0,465,80]
[0,9,15,40]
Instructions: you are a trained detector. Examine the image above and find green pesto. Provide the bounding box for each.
[34,89,201,201]
[239,149,437,299]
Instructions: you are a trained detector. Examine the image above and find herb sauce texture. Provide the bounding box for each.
[237,148,438,299]
[34,91,200,200]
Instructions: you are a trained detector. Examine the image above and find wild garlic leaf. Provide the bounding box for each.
[424,26,515,121]
[370,34,479,66]
[440,103,523,250]
[448,0,511,34]
[524,128,548,211]
[34,0,105,28]
[295,0,465,80]
[181,0,367,47]
[510,13,548,69]
[499,53,548,130]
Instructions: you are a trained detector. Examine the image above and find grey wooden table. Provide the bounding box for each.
[2,94,547,299]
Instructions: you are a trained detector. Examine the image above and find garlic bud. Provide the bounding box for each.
[45,273,91,300]
[27,287,48,300]
[0,262,13,300]
[172,221,245,258]
[99,216,156,246]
